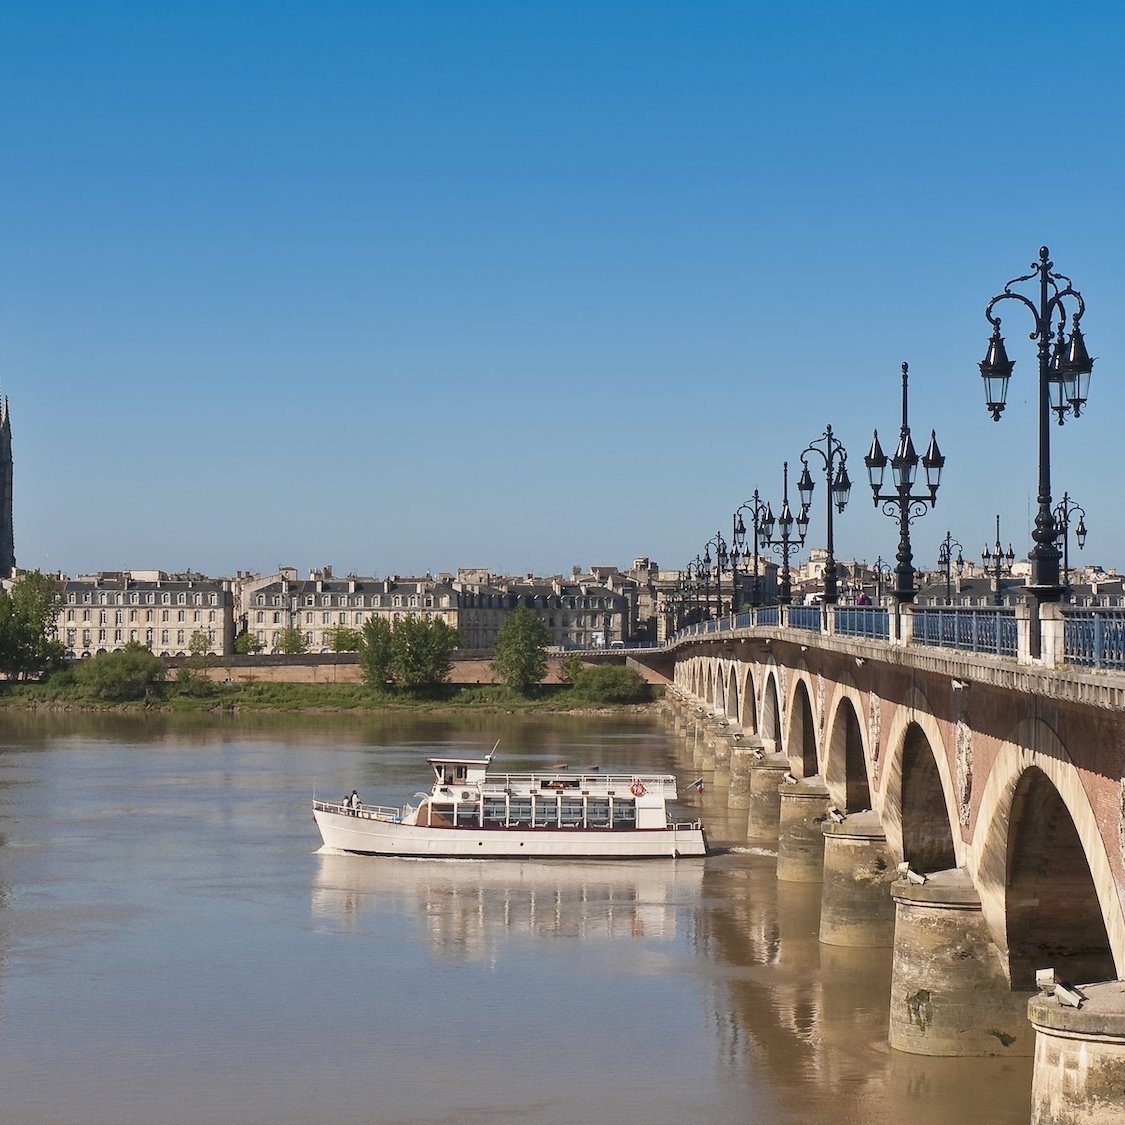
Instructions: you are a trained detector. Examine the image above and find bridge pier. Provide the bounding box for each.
[819,812,896,947]
[746,752,790,845]
[889,868,1033,1057]
[728,743,754,809]
[776,776,830,883]
[1029,980,1125,1124]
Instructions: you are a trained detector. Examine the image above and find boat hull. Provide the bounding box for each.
[313,807,707,859]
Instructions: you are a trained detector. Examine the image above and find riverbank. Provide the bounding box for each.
[0,678,665,716]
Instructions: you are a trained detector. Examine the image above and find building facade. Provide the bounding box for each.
[59,571,236,659]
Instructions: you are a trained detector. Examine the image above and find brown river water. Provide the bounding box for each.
[0,711,1032,1124]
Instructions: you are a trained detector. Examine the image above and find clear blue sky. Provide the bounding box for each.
[3,1,1124,581]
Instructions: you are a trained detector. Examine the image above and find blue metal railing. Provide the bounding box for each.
[912,607,1018,658]
[668,602,1125,675]
[833,606,891,640]
[788,605,822,632]
[1063,609,1125,670]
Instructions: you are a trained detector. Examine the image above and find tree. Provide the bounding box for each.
[391,614,459,690]
[569,664,651,704]
[233,630,262,655]
[275,627,307,654]
[0,570,66,680]
[359,615,459,691]
[491,605,550,695]
[359,616,394,687]
[325,626,363,653]
[75,642,165,701]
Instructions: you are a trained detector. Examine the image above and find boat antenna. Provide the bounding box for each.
[486,739,500,763]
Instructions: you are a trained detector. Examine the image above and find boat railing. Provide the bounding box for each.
[314,799,402,822]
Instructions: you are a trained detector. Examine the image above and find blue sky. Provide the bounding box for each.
[2,1,1124,581]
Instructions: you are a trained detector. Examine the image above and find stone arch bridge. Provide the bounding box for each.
[650,611,1125,1123]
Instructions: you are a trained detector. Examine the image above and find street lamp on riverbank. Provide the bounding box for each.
[979,246,1095,606]
[982,515,1016,606]
[797,425,851,605]
[759,461,808,606]
[864,362,945,603]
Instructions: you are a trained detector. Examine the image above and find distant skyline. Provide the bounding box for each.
[3,2,1125,581]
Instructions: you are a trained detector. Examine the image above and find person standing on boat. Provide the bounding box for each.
[350,789,362,815]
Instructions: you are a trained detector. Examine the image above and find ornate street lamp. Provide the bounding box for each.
[797,424,851,605]
[937,530,965,606]
[733,491,769,609]
[864,362,945,603]
[702,532,729,621]
[979,246,1095,604]
[1053,491,1088,594]
[982,514,1016,606]
[759,461,808,606]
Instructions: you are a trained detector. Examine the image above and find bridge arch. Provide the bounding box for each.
[823,685,871,813]
[760,665,783,754]
[786,673,819,778]
[879,694,963,871]
[971,720,1125,985]
[738,663,758,733]
[722,662,739,722]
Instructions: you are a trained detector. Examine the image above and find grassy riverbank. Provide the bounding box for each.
[0,677,662,715]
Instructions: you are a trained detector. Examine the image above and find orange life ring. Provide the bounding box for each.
[629,779,646,797]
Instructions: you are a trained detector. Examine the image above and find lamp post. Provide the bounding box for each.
[759,461,809,606]
[979,246,1095,605]
[937,530,965,605]
[702,532,729,621]
[733,491,770,609]
[1053,491,1088,594]
[864,362,945,603]
[797,424,851,605]
[982,514,1016,606]
[683,558,705,625]
[874,557,892,601]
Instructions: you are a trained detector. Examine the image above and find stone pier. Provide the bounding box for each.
[819,811,896,947]
[746,752,790,845]
[1028,979,1125,1124]
[889,868,1033,1056]
[776,775,830,883]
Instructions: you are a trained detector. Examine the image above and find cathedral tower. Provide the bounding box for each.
[0,399,15,576]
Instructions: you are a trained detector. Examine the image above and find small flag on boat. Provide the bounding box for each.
[690,778,705,793]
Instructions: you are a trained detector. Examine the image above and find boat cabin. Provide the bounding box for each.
[429,757,492,788]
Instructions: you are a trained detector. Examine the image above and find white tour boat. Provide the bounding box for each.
[312,753,707,859]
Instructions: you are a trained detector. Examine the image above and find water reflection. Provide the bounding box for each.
[312,853,704,959]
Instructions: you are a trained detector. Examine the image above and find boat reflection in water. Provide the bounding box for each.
[312,852,704,960]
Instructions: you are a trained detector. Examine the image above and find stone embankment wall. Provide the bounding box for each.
[182,652,669,687]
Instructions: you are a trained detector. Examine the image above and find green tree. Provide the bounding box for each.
[275,627,307,654]
[325,626,363,652]
[559,652,583,685]
[359,616,394,687]
[569,663,650,704]
[391,615,459,690]
[233,630,262,655]
[75,642,165,701]
[0,570,66,680]
[491,605,551,695]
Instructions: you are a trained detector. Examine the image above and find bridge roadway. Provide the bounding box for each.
[640,606,1125,1124]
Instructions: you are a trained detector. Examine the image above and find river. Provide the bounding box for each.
[0,710,1032,1124]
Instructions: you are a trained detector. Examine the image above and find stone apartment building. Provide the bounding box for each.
[234,566,634,653]
[59,571,236,658]
[238,568,461,654]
